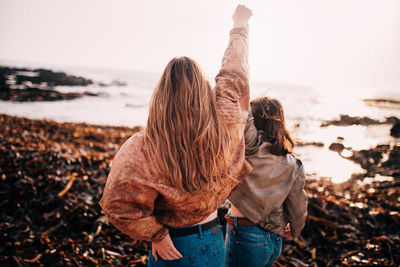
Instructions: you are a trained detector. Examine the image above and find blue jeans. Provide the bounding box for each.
[148,223,225,267]
[225,216,282,267]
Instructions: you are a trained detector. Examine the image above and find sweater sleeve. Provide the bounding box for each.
[99,136,169,242]
[215,27,250,125]
[283,160,308,238]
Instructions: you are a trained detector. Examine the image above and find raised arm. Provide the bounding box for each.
[215,4,252,123]
[244,111,261,155]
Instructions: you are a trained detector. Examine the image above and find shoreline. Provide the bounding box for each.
[1,114,399,266]
[0,65,126,102]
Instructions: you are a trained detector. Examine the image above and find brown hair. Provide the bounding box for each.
[250,96,295,156]
[145,57,230,194]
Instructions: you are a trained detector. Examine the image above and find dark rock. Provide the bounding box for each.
[0,66,96,102]
[363,98,400,105]
[346,144,399,177]
[386,116,398,124]
[321,114,386,127]
[381,146,400,176]
[363,98,400,110]
[15,68,93,87]
[329,142,345,153]
[0,87,99,102]
[296,141,324,147]
[390,118,400,137]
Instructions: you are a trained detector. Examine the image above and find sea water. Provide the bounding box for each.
[0,66,399,183]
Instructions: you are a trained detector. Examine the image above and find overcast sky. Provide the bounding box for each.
[1,0,399,91]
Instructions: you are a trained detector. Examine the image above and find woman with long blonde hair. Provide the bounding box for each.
[100,5,252,266]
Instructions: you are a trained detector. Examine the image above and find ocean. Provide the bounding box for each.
[1,64,399,183]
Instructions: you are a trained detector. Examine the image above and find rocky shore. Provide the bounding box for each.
[363,98,400,110]
[0,66,100,102]
[1,114,399,266]
[321,114,398,127]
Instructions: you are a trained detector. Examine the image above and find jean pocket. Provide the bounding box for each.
[211,232,226,267]
[235,239,269,266]
[267,234,282,265]
[213,245,225,267]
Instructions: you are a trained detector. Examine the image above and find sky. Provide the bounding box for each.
[1,0,399,92]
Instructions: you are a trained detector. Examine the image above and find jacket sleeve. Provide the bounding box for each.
[100,178,168,242]
[283,161,308,238]
[99,137,169,242]
[215,27,250,125]
[244,112,259,154]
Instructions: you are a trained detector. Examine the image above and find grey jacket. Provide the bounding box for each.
[228,115,308,238]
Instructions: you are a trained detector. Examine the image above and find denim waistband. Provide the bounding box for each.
[168,217,220,237]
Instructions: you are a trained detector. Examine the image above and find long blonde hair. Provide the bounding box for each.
[145,57,230,194]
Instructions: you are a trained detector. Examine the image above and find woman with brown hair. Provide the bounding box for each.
[100,4,252,266]
[225,96,308,267]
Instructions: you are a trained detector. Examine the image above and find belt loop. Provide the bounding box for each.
[198,224,203,240]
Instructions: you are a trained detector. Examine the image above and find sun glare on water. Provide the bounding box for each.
[294,145,366,183]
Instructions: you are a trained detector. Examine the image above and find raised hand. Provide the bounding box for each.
[233,4,253,28]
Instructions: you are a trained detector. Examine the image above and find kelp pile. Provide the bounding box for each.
[276,177,399,266]
[1,114,399,266]
[0,114,146,266]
